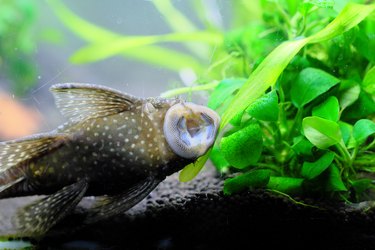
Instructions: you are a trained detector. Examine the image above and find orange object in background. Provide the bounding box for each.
[0,91,42,140]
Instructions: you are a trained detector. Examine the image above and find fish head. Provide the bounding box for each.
[163,102,220,159]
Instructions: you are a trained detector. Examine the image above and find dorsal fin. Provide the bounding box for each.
[50,83,140,123]
[0,133,67,173]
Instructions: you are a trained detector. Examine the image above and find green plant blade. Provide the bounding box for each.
[352,119,375,146]
[123,46,205,73]
[223,169,271,195]
[220,122,263,169]
[48,0,204,72]
[291,68,339,108]
[302,116,342,149]
[308,3,375,43]
[267,177,304,194]
[71,31,223,64]
[219,38,309,130]
[362,66,375,95]
[153,0,198,33]
[302,152,335,180]
[220,2,375,130]
[208,78,246,110]
[152,0,208,58]
[312,96,340,122]
[246,89,279,121]
[48,0,119,42]
[179,149,211,182]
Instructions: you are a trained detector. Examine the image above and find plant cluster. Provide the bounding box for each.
[50,0,375,202]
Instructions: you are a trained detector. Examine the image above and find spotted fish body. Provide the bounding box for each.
[0,84,220,237]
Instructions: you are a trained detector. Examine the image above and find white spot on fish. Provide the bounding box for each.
[117,124,127,130]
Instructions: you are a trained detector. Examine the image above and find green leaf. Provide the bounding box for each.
[208,79,246,110]
[342,91,375,120]
[302,116,342,149]
[286,0,301,15]
[291,68,339,108]
[338,121,353,146]
[246,90,279,121]
[223,169,271,195]
[210,145,229,172]
[291,136,314,156]
[267,177,304,194]
[351,179,373,197]
[312,96,340,122]
[220,2,375,130]
[220,122,263,169]
[179,150,210,182]
[362,66,375,95]
[302,152,335,180]
[339,84,361,110]
[352,119,375,146]
[325,164,347,192]
[310,0,334,9]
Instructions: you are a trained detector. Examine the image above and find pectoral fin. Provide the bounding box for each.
[14,179,88,237]
[85,176,160,224]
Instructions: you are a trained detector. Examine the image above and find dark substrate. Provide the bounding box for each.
[27,167,375,250]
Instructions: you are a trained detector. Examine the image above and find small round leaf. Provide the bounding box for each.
[220,122,263,169]
[302,116,342,149]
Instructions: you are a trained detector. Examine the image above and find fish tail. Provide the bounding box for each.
[0,133,68,196]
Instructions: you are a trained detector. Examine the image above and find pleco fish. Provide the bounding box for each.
[0,83,220,237]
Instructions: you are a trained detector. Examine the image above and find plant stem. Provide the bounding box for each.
[206,53,234,73]
[336,142,355,176]
[363,139,375,151]
[287,107,303,141]
[257,163,281,174]
[266,189,322,209]
[160,82,219,98]
[350,145,359,164]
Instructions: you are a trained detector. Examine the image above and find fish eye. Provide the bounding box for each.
[163,102,220,159]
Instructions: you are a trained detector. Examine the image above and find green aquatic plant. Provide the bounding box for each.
[49,0,375,202]
[210,2,375,202]
[0,0,38,95]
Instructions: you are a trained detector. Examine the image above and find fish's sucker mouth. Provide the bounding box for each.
[163,102,220,159]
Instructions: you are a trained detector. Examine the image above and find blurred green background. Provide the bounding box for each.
[0,0,233,137]
[0,0,372,139]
